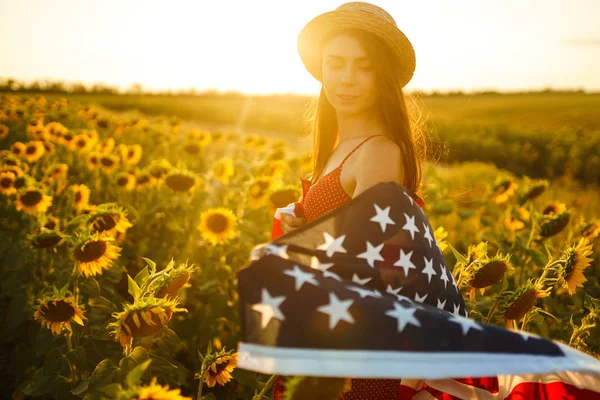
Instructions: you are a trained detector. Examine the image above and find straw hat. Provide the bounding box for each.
[297,1,416,88]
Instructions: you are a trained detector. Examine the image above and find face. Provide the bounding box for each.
[321,34,379,116]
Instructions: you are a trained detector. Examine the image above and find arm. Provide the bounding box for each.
[352,136,405,199]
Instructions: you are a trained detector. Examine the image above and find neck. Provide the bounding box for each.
[335,107,386,144]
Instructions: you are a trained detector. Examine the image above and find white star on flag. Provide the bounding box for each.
[370,204,395,233]
[422,223,433,247]
[357,241,384,267]
[386,284,403,296]
[323,270,343,281]
[384,302,421,332]
[402,213,420,240]
[449,314,484,336]
[453,302,462,316]
[264,244,289,259]
[317,292,355,330]
[437,298,447,310]
[421,256,437,283]
[251,288,286,329]
[352,274,372,285]
[317,232,347,257]
[439,263,449,289]
[403,191,414,205]
[348,285,380,299]
[310,256,335,272]
[283,265,319,291]
[393,249,417,276]
[414,292,428,303]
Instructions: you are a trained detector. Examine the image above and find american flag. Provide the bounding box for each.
[236,181,600,399]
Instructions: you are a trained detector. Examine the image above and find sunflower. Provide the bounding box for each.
[15,186,53,215]
[96,137,115,154]
[58,131,76,148]
[72,231,121,278]
[522,180,548,202]
[247,176,275,207]
[122,377,192,400]
[212,130,225,142]
[99,154,120,174]
[504,216,525,232]
[558,237,594,295]
[255,136,269,150]
[243,134,259,149]
[0,123,8,139]
[257,160,287,179]
[46,122,69,142]
[164,169,198,192]
[213,158,235,185]
[10,141,27,157]
[48,163,68,181]
[135,170,155,190]
[183,140,202,155]
[580,221,600,241]
[197,207,238,246]
[26,121,47,141]
[114,171,135,190]
[151,259,197,299]
[204,352,238,388]
[70,184,91,211]
[148,158,172,179]
[539,210,570,238]
[433,226,449,252]
[33,296,87,336]
[28,230,65,250]
[108,297,187,352]
[491,180,518,204]
[465,256,513,302]
[0,172,16,195]
[86,151,101,170]
[118,144,143,166]
[186,129,212,147]
[268,185,301,209]
[542,201,566,215]
[71,134,94,153]
[88,204,133,236]
[499,279,552,329]
[268,147,287,162]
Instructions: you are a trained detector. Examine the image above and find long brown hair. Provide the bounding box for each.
[301,28,432,197]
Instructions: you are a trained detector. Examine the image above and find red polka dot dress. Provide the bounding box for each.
[272,135,425,400]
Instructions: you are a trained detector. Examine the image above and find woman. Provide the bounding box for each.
[274,2,429,399]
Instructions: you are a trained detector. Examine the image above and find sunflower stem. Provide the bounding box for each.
[196,364,206,400]
[254,374,277,400]
[73,274,80,304]
[484,293,503,324]
[66,331,77,381]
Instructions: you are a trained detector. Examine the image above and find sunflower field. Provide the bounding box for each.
[1,92,599,400]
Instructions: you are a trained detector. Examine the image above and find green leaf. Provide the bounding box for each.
[231,369,265,390]
[448,243,468,266]
[142,257,157,275]
[119,346,150,375]
[66,346,87,369]
[127,274,142,299]
[59,282,70,297]
[70,378,90,397]
[134,266,149,287]
[89,359,122,390]
[125,359,152,388]
[201,394,217,400]
[96,383,122,398]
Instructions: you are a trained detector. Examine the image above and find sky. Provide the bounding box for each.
[1,0,599,95]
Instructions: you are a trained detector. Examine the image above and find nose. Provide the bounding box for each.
[341,65,357,86]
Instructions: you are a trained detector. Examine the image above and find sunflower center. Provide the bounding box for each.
[32,233,62,249]
[166,174,195,191]
[21,190,43,206]
[89,156,99,165]
[117,177,129,186]
[93,215,117,232]
[101,157,115,167]
[26,145,37,155]
[563,251,577,280]
[137,174,150,184]
[75,240,107,263]
[43,300,75,322]
[74,191,82,203]
[471,261,507,288]
[504,288,538,320]
[206,214,229,234]
[77,139,87,148]
[207,359,230,376]
[14,177,26,190]
[1,177,13,188]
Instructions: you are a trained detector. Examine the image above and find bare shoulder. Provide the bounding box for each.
[358,135,402,162]
[352,135,404,198]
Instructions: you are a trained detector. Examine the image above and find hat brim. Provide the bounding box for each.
[297,10,416,88]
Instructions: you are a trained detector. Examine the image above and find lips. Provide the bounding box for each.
[338,94,360,100]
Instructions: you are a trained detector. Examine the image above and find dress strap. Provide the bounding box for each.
[339,134,387,167]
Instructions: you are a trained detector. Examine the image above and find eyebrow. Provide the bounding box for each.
[325,55,370,61]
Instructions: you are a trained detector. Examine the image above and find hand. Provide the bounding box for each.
[281,213,306,234]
